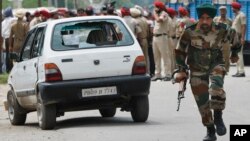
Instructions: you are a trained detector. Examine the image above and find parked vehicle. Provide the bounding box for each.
[7,16,151,130]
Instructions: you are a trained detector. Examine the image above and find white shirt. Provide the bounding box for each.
[232,11,246,34]
[1,17,16,39]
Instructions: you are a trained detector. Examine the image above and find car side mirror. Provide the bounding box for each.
[10,53,20,62]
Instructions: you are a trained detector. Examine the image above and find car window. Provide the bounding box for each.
[31,27,46,58]
[20,29,36,61]
[51,19,134,51]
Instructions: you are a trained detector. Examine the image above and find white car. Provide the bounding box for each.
[7,16,151,130]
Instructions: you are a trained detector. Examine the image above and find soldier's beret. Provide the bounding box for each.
[154,1,165,10]
[196,3,217,19]
[231,2,241,9]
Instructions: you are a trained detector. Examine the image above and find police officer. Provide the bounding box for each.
[173,4,241,141]
[231,2,246,77]
[167,7,178,72]
[151,1,172,81]
[176,6,195,39]
[9,9,29,54]
[213,6,232,73]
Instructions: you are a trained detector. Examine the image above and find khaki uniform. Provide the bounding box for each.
[10,19,29,53]
[135,16,150,72]
[231,11,246,74]
[168,17,178,71]
[123,16,141,37]
[153,11,173,78]
[213,16,232,72]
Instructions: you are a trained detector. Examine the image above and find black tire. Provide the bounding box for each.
[99,108,116,117]
[130,96,149,122]
[7,90,27,125]
[37,97,56,130]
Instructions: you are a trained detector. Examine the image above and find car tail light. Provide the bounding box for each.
[132,56,146,75]
[44,63,62,82]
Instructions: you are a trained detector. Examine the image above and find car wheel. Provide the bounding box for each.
[99,108,116,117]
[130,96,149,122]
[7,90,27,125]
[37,97,56,130]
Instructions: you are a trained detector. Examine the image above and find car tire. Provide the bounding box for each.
[37,96,56,130]
[99,108,116,117]
[130,96,149,122]
[7,90,27,125]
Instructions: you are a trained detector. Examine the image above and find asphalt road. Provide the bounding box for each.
[0,66,250,141]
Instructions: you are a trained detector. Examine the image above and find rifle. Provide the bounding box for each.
[176,77,187,111]
[172,69,189,111]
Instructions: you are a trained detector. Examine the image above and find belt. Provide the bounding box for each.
[153,33,167,37]
[170,36,176,39]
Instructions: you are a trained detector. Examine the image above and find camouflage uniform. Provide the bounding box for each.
[175,22,240,126]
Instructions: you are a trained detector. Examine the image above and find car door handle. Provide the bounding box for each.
[34,63,37,67]
[23,65,26,70]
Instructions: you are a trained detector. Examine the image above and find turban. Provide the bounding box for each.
[130,8,141,17]
[166,8,176,17]
[154,1,165,10]
[178,7,188,16]
[219,6,227,10]
[231,2,241,9]
[14,9,25,18]
[4,7,13,17]
[40,10,50,19]
[196,3,217,19]
[121,7,130,16]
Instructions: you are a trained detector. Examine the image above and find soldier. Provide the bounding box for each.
[231,2,246,77]
[151,1,172,81]
[9,9,29,54]
[173,4,241,141]
[213,6,232,73]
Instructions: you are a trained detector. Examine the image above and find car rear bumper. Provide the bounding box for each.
[38,75,151,106]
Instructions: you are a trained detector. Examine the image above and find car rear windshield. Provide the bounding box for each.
[52,19,134,51]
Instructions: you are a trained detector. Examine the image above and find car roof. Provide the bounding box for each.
[32,16,124,30]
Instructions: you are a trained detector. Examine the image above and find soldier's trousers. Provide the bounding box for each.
[190,65,226,126]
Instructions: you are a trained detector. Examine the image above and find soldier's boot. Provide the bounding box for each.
[203,125,217,141]
[214,110,227,136]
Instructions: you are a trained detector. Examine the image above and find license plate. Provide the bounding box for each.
[82,86,117,97]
